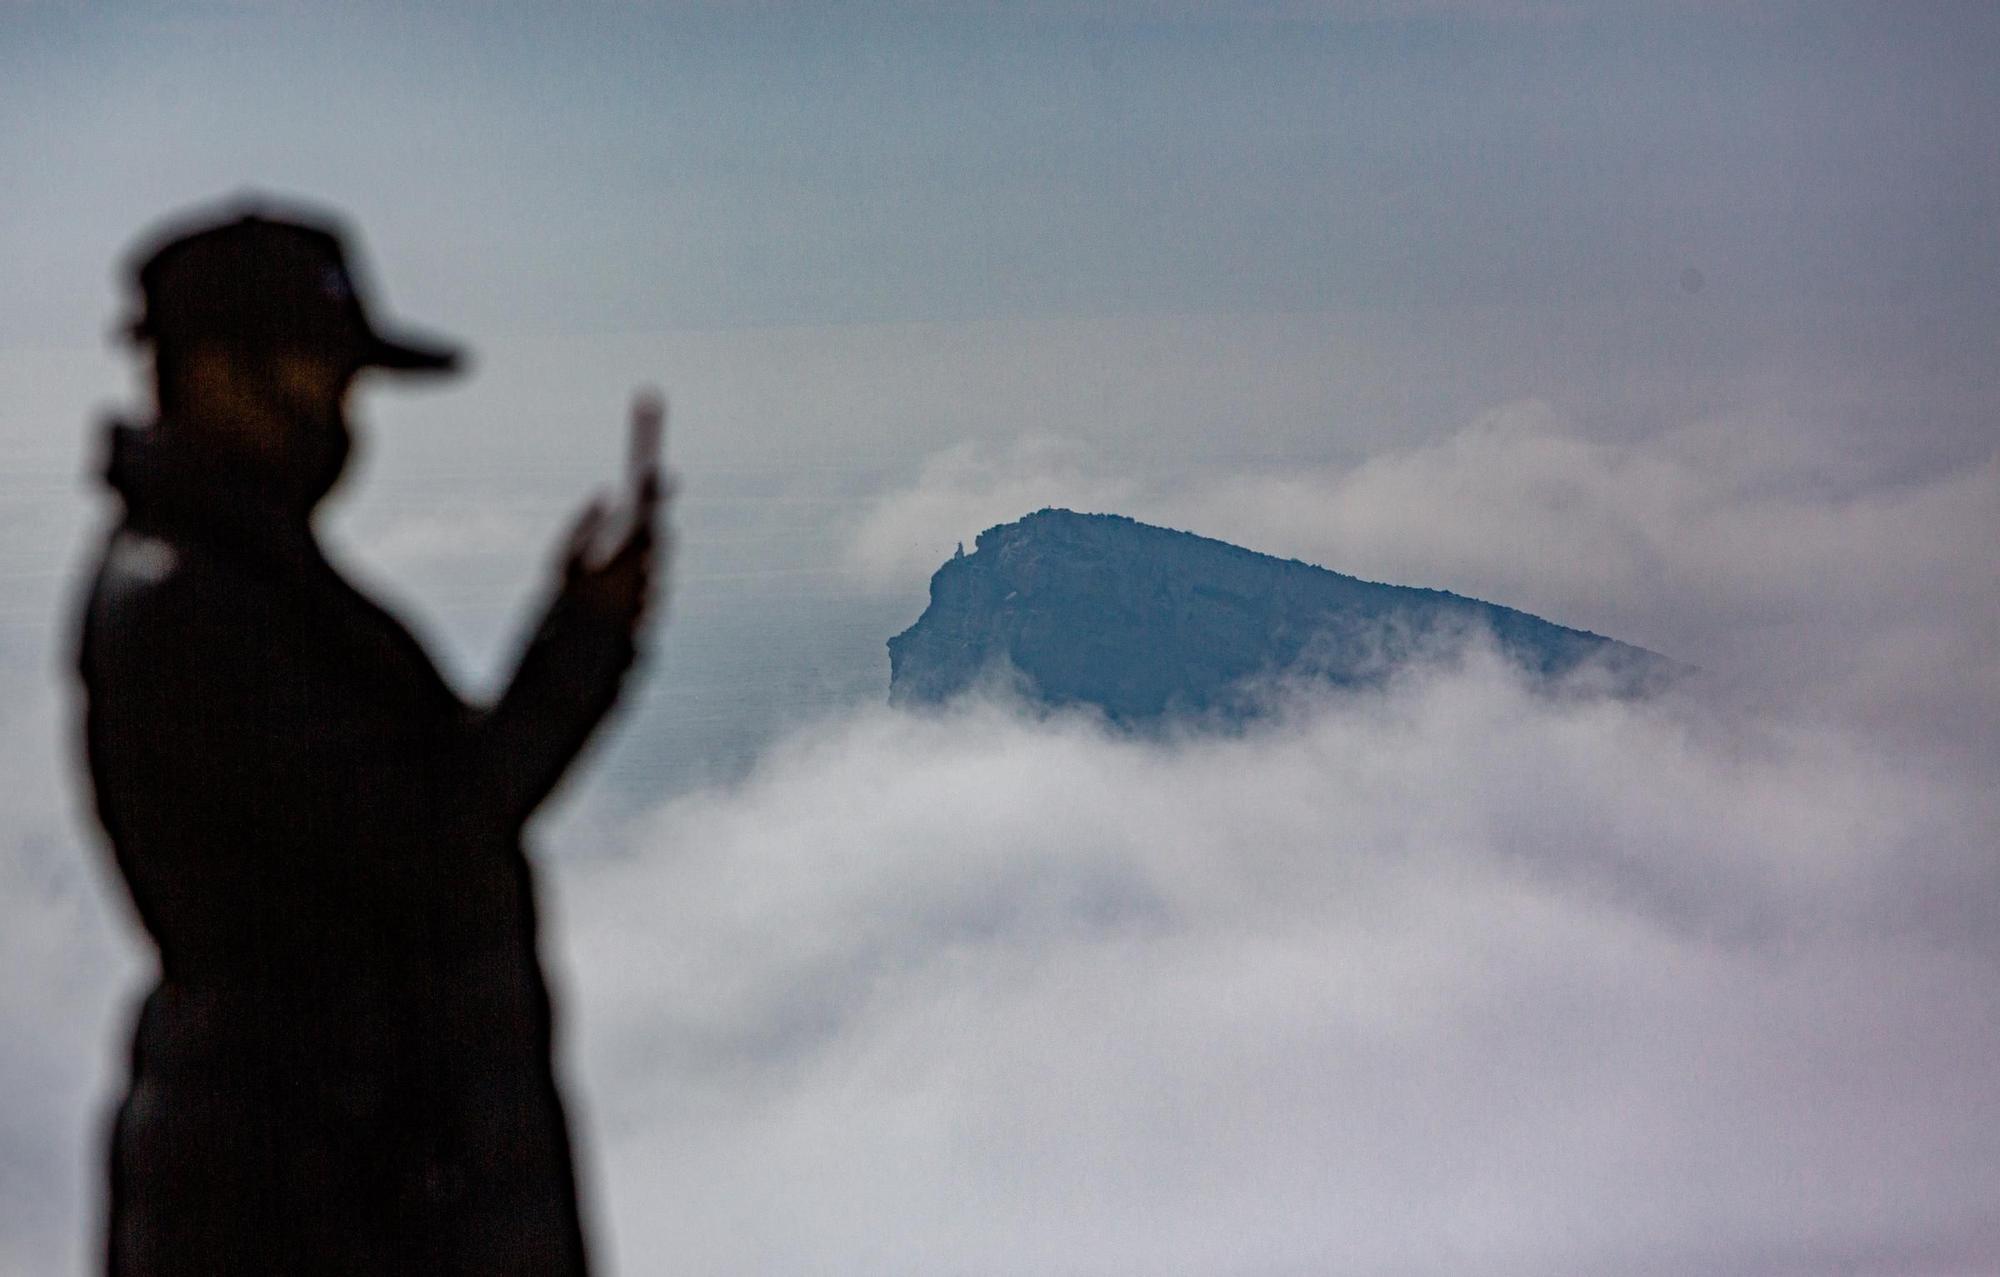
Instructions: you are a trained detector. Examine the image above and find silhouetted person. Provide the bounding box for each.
[76,202,663,1275]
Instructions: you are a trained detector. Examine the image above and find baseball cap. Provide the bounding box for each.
[126,201,462,374]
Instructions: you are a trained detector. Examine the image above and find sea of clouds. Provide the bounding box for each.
[562,400,1997,1273]
[570,656,1999,1275]
[5,380,1995,1274]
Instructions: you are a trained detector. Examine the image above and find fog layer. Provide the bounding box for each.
[570,651,2000,1275]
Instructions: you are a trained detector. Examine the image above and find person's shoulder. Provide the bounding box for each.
[83,527,278,663]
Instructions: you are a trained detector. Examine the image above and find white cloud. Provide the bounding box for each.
[1181,402,1996,645]
[561,650,2000,1275]
[1181,405,2000,763]
[842,435,1142,588]
[0,677,146,1277]
[18,632,1997,1273]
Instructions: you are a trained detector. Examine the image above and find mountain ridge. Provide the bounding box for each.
[888,508,1679,722]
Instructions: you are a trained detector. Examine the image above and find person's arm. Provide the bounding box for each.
[464,393,666,827]
[468,567,643,830]
[84,398,667,865]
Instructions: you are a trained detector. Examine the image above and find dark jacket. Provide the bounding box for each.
[78,422,632,1275]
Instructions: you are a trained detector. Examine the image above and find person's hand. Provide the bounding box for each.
[556,391,669,634]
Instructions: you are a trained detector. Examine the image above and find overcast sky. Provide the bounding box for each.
[2,2,1996,1273]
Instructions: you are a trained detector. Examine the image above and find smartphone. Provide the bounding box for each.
[629,388,665,498]
[596,388,665,560]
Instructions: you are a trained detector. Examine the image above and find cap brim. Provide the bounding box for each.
[362,327,464,374]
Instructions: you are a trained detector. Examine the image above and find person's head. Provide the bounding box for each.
[148,335,360,503]
[125,201,463,505]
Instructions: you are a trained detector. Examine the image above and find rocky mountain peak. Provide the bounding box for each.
[888,508,1679,722]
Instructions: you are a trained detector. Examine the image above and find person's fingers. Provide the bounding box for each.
[609,502,658,563]
[560,497,610,574]
[605,514,648,556]
[607,539,651,583]
[631,471,674,536]
[630,389,665,481]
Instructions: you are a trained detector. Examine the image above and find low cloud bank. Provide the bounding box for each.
[0,679,142,1276]
[567,647,2000,1275]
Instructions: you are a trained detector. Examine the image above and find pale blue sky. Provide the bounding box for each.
[4,1,1994,345]
[5,0,1995,487]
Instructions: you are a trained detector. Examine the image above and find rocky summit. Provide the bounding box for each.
[887,509,1679,722]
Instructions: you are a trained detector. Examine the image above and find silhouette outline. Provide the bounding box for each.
[76,200,662,1275]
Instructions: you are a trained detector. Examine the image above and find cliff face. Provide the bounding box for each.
[887,509,1677,721]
